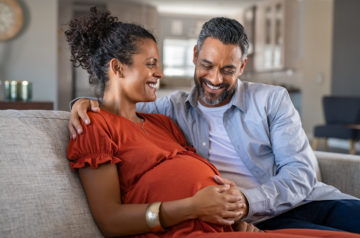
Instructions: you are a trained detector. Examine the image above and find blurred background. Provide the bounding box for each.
[0,0,359,153]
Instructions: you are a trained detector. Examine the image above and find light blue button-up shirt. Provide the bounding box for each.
[137,80,355,222]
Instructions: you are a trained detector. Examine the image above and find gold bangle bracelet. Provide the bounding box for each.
[145,201,165,232]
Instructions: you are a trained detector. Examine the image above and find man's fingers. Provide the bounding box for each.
[70,113,84,135]
[223,200,247,211]
[246,223,263,232]
[216,217,235,226]
[217,184,230,193]
[78,108,90,126]
[221,210,244,219]
[68,122,77,139]
[225,194,246,203]
[237,221,247,231]
[214,175,236,186]
[90,100,100,112]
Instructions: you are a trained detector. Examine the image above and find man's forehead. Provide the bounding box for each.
[197,38,243,63]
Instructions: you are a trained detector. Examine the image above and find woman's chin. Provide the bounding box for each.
[143,95,156,102]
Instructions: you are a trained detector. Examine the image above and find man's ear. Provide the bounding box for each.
[239,58,248,75]
[193,45,198,65]
[109,58,124,78]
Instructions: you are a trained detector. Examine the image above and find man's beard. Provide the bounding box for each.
[195,76,236,106]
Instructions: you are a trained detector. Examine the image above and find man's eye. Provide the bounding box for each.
[201,64,212,70]
[223,69,235,75]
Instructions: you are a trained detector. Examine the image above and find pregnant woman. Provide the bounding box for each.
[67,7,359,238]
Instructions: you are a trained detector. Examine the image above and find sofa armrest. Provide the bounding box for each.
[314,151,360,198]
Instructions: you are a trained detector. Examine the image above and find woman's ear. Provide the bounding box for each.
[109,58,124,78]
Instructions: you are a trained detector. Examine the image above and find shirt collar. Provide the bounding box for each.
[185,79,247,112]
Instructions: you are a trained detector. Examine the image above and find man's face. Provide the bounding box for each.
[193,37,246,107]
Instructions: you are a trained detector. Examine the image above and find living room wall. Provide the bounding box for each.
[0,0,58,108]
[331,0,360,97]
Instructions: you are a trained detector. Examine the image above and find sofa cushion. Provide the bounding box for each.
[0,110,102,238]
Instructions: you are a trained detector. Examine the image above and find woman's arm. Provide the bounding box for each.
[79,163,244,237]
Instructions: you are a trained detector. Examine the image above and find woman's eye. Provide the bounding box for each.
[147,63,155,68]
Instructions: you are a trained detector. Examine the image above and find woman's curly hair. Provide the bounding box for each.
[65,7,156,95]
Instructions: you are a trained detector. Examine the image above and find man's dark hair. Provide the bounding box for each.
[197,17,249,61]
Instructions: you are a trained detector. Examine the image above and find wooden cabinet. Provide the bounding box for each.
[253,0,300,71]
[0,101,54,110]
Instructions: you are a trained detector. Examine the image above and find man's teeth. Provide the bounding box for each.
[148,83,157,88]
[206,82,220,90]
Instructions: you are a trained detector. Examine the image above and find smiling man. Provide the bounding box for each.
[69,17,360,233]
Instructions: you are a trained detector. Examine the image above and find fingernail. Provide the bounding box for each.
[72,134,76,140]
[85,119,90,125]
[77,128,82,134]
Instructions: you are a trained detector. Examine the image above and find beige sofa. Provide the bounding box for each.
[0,109,359,238]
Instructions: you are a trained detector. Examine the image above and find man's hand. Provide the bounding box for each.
[69,98,100,139]
[233,221,264,232]
[213,175,249,220]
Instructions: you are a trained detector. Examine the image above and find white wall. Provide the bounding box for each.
[0,0,58,108]
[301,0,334,136]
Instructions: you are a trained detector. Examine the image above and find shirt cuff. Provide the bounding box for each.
[241,187,269,218]
[68,97,101,111]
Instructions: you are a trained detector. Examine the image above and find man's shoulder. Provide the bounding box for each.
[241,81,287,96]
[237,81,289,112]
[166,90,190,101]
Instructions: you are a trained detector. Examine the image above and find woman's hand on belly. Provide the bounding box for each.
[190,184,245,226]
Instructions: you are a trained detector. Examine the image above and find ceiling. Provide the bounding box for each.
[75,0,269,16]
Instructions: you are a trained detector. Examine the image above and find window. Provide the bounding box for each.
[163,38,197,77]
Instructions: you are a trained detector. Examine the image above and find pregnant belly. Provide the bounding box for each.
[123,154,219,204]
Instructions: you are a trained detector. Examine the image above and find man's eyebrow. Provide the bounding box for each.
[201,59,213,64]
[201,59,236,69]
[223,65,236,69]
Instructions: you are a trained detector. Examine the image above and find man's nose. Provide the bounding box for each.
[208,68,223,85]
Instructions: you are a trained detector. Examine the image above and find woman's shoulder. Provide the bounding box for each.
[140,113,173,124]
[84,110,115,134]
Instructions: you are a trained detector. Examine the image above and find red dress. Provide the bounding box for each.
[67,110,359,238]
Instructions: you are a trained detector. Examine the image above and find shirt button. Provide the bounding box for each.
[202,142,206,146]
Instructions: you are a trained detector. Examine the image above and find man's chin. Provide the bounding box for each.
[200,95,223,106]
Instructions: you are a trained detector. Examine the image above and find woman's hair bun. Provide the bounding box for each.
[65,6,156,97]
[65,7,118,69]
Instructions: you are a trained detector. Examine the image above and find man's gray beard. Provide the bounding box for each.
[195,80,236,106]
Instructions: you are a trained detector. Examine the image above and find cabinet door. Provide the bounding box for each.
[255,0,284,71]
[254,0,298,72]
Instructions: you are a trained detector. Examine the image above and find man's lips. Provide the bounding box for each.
[201,79,224,93]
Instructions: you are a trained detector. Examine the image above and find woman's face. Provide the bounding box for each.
[122,39,162,103]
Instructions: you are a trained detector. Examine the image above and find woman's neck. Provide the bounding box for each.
[101,92,143,123]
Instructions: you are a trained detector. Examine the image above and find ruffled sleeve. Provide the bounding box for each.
[67,112,121,170]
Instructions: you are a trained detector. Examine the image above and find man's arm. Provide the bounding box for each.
[242,88,318,219]
[68,95,174,139]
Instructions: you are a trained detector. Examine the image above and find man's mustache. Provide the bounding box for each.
[199,77,229,89]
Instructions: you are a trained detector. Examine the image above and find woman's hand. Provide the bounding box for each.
[69,98,100,139]
[190,185,245,225]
